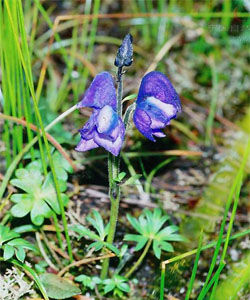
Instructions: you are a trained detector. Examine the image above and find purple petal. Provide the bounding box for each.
[94,119,125,156]
[133,108,155,141]
[137,71,181,112]
[77,72,117,109]
[75,138,99,152]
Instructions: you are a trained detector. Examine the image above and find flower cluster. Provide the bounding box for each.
[76,71,181,156]
[76,72,125,157]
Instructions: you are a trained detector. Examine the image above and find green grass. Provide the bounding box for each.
[160,139,250,299]
[1,0,72,261]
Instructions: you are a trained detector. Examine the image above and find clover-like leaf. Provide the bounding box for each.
[0,225,36,262]
[125,208,186,259]
[52,151,73,181]
[10,168,68,226]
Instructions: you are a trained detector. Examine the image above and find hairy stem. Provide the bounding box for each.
[101,67,123,279]
[125,239,152,278]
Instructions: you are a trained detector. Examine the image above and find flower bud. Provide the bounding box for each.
[114,34,133,68]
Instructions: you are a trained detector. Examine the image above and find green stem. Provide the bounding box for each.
[0,257,49,300]
[160,264,166,300]
[101,67,124,279]
[125,239,152,278]
[52,212,63,250]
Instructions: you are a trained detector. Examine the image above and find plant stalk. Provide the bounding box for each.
[101,67,123,279]
[125,239,152,278]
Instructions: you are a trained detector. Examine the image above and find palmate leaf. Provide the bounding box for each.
[52,151,73,181]
[10,168,68,226]
[86,210,108,240]
[153,240,174,259]
[70,210,120,255]
[0,224,19,246]
[75,274,101,290]
[126,208,186,258]
[126,214,143,234]
[103,275,130,295]
[0,225,36,262]
[124,234,148,251]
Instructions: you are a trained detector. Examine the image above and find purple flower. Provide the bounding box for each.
[133,71,181,141]
[76,72,125,156]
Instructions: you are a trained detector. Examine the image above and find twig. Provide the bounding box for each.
[40,230,64,268]
[145,32,183,74]
[36,232,59,271]
[58,253,116,277]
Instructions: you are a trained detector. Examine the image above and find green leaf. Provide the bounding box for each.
[87,241,103,252]
[11,168,43,193]
[159,241,174,253]
[104,242,120,256]
[126,208,185,259]
[10,168,68,226]
[103,282,116,294]
[156,225,179,239]
[113,172,126,183]
[70,224,100,241]
[126,214,143,234]
[75,274,101,290]
[87,210,106,239]
[123,174,142,186]
[40,273,81,299]
[0,224,20,245]
[153,240,162,259]
[8,238,37,251]
[3,244,15,260]
[124,234,148,251]
[122,93,137,102]
[15,246,26,262]
[52,151,73,181]
[117,282,130,292]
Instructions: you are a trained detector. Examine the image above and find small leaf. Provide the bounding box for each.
[117,282,130,292]
[126,214,143,234]
[122,93,137,102]
[153,240,162,259]
[104,282,116,294]
[113,172,126,183]
[123,174,142,186]
[124,234,148,251]
[15,246,26,262]
[3,244,15,260]
[40,273,81,299]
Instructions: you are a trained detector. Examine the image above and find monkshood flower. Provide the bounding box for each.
[133,71,181,141]
[75,72,125,156]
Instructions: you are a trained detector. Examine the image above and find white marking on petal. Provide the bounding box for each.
[97,105,114,133]
[75,138,98,152]
[147,96,176,117]
[151,118,165,129]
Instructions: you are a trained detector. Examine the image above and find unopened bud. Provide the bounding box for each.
[114,34,133,68]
